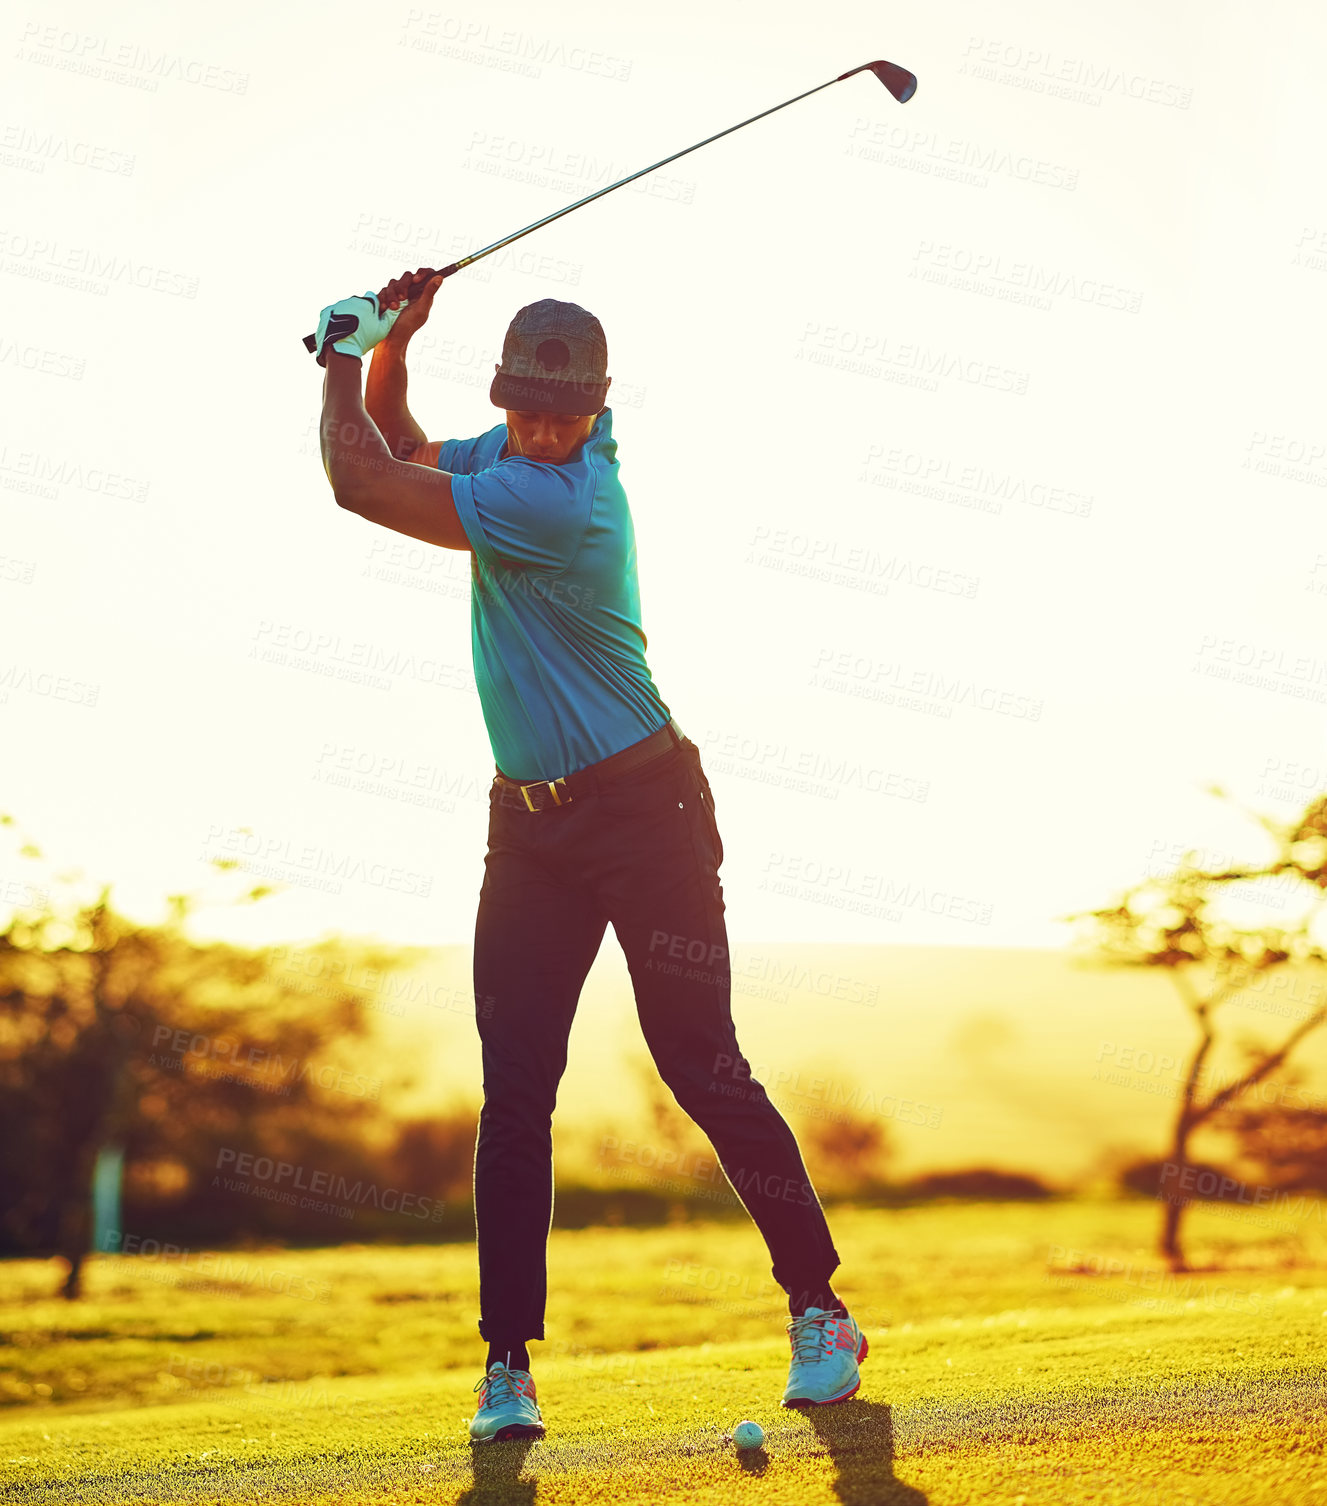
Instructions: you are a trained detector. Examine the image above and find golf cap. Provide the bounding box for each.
[490,299,609,416]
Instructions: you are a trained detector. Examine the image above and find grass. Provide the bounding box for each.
[1,1198,1326,1503]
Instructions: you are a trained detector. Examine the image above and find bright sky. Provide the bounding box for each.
[2,0,1324,948]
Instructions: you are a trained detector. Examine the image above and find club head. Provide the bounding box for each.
[837,59,917,103]
[868,60,917,103]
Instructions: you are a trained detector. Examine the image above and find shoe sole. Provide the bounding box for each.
[782,1331,869,1408]
[471,1422,546,1444]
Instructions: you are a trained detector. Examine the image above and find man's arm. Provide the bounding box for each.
[321,350,470,552]
[365,270,444,460]
[365,340,426,461]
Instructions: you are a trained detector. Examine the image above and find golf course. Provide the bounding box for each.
[3,1197,1323,1504]
[5,0,1326,1501]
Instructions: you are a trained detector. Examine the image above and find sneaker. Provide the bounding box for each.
[469,1360,545,1443]
[781,1306,868,1407]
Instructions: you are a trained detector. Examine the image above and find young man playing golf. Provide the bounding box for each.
[314,270,864,1443]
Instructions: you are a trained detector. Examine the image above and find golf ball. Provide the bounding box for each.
[732,1420,764,1451]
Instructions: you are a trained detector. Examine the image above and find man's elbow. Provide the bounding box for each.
[325,447,389,514]
[333,483,366,514]
[329,469,372,515]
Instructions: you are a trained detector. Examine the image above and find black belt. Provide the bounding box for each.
[492,717,686,813]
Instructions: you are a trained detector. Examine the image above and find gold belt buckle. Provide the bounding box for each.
[520,776,571,812]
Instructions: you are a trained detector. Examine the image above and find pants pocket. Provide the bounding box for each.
[692,763,724,870]
[597,744,688,816]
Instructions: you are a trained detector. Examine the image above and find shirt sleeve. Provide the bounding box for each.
[435,431,498,477]
[449,458,592,574]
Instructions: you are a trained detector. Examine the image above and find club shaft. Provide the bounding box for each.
[450,72,850,275]
[303,60,912,352]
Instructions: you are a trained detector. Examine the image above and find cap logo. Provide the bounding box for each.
[535,338,571,371]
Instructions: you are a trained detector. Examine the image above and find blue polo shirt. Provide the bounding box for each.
[439,408,672,781]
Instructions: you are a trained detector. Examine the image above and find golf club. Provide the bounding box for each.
[302,59,916,355]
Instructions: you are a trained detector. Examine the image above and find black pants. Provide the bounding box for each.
[471,727,841,1344]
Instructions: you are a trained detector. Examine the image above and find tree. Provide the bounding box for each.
[796,1104,893,1199]
[0,816,408,1297]
[1216,1090,1327,1196]
[1067,790,1327,1271]
[388,1101,481,1209]
[622,1052,894,1201]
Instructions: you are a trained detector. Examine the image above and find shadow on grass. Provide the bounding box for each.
[736,1444,769,1476]
[456,1437,538,1506]
[806,1401,928,1506]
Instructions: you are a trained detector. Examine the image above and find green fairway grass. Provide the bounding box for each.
[2,1199,1325,1503]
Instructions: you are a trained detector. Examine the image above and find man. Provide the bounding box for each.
[313,271,864,1444]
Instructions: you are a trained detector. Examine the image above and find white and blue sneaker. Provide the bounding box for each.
[781,1306,868,1407]
[469,1361,545,1443]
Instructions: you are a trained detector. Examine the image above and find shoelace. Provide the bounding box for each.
[787,1311,837,1363]
[474,1366,521,1408]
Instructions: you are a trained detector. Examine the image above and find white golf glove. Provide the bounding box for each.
[312,291,401,367]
